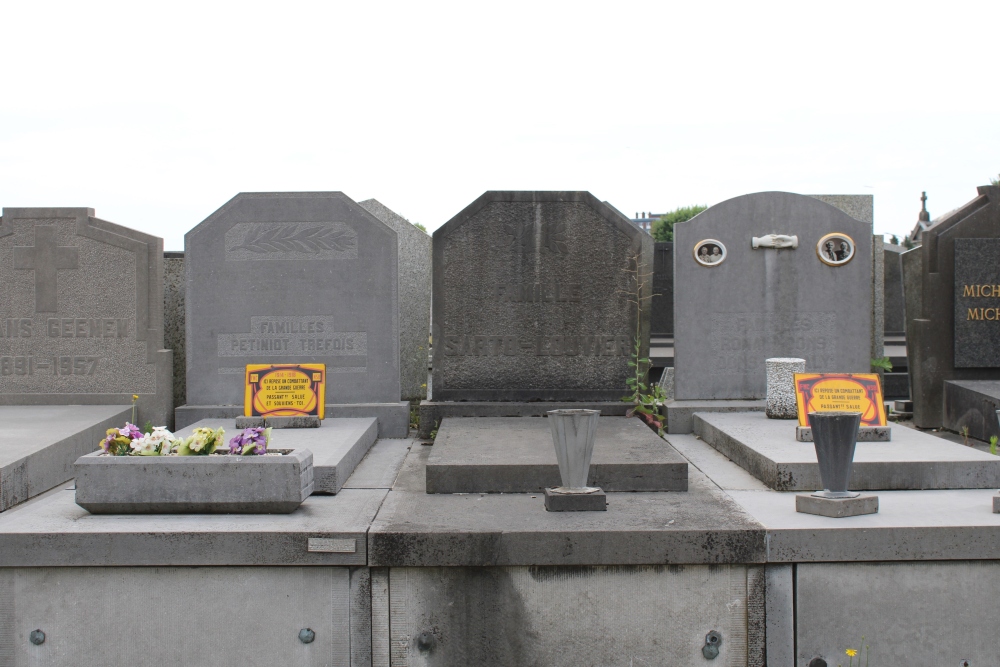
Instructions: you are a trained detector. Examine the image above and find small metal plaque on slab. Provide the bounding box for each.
[307,537,356,553]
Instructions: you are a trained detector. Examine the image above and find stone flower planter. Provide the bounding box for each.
[74,449,314,514]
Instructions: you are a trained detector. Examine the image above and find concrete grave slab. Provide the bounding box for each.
[432,191,652,401]
[0,486,386,566]
[358,199,432,402]
[369,445,765,567]
[182,192,406,435]
[177,417,377,494]
[426,417,688,493]
[341,438,412,490]
[0,405,130,512]
[418,400,630,439]
[694,411,1000,491]
[665,398,766,434]
[728,487,1000,563]
[0,208,172,426]
[673,192,873,400]
[175,400,408,438]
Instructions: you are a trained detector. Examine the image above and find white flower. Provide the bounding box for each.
[130,427,176,455]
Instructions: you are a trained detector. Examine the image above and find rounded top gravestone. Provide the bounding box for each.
[673,192,873,401]
[184,192,400,407]
[432,191,652,401]
[0,207,172,425]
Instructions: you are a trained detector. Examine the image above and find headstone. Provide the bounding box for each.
[908,185,1000,431]
[0,207,172,425]
[883,244,906,336]
[163,251,186,411]
[180,192,408,436]
[358,199,432,402]
[651,242,674,336]
[0,207,172,509]
[673,192,873,401]
[431,191,652,402]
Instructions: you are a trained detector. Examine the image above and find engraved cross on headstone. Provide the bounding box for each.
[13,226,79,313]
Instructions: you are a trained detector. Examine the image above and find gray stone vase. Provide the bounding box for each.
[807,411,862,498]
[547,409,600,492]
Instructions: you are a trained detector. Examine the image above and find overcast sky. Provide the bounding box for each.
[2,1,997,250]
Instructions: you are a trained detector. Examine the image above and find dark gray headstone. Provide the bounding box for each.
[883,244,905,336]
[954,239,1000,368]
[651,242,674,336]
[358,199,431,402]
[184,192,399,407]
[0,207,172,425]
[908,185,1000,429]
[674,192,873,400]
[432,191,652,401]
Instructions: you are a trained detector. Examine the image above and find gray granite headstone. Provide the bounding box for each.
[907,185,1000,429]
[674,192,873,400]
[433,191,652,401]
[163,251,186,410]
[651,242,674,336]
[184,192,400,407]
[0,207,172,425]
[358,199,431,402]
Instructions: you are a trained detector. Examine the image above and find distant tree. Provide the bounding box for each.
[902,234,915,249]
[886,234,899,245]
[413,222,428,233]
[991,173,999,186]
[651,205,708,242]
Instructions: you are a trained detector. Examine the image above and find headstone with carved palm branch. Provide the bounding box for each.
[182,192,404,428]
[432,191,652,401]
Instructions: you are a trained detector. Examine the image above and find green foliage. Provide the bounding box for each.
[143,421,154,435]
[990,435,997,456]
[621,253,667,435]
[887,234,899,246]
[650,205,708,242]
[961,425,970,447]
[409,405,420,431]
[990,173,999,186]
[870,357,893,372]
[413,222,428,232]
[902,234,915,249]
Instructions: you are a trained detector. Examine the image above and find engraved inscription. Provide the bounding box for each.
[225,222,358,261]
[0,319,33,338]
[709,313,837,374]
[217,316,368,374]
[1,355,101,376]
[444,334,629,357]
[46,318,129,338]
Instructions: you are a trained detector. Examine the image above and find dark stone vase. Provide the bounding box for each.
[807,411,862,498]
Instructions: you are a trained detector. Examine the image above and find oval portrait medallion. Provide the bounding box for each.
[693,239,727,267]
[816,232,855,266]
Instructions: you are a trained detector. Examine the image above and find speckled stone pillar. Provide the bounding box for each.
[766,358,805,419]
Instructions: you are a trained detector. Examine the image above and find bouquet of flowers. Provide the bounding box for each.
[175,426,227,456]
[100,423,145,456]
[228,427,272,456]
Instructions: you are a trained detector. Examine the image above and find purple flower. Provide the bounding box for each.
[228,427,270,455]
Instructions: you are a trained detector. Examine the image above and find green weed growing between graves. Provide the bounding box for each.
[990,434,997,456]
[870,357,893,372]
[621,252,668,436]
